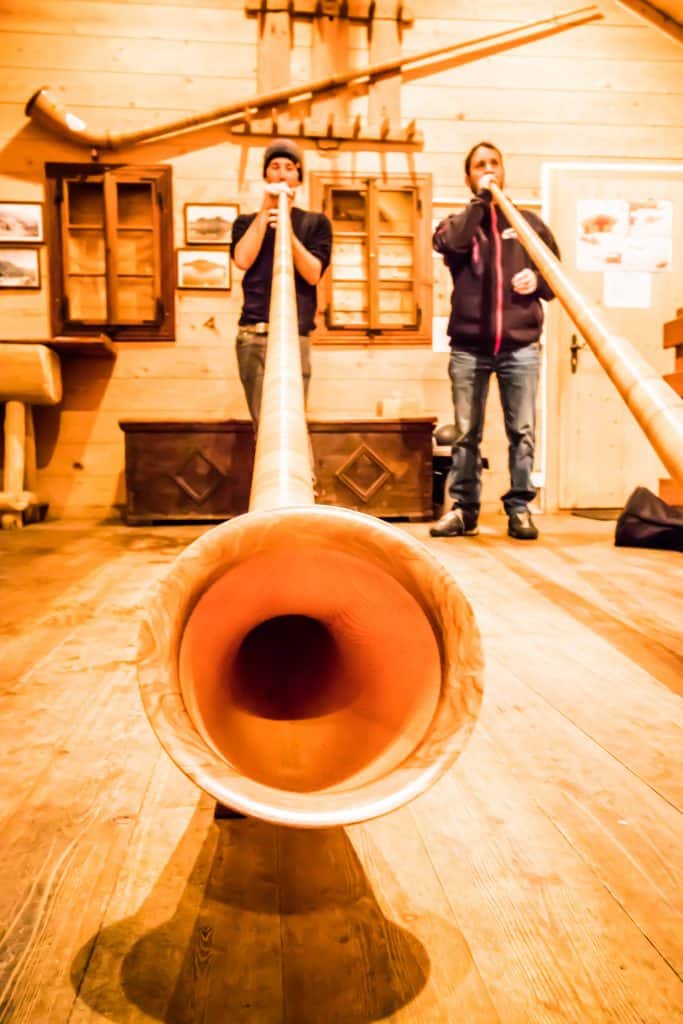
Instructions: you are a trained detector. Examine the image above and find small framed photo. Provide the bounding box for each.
[0,202,44,243]
[0,247,41,288]
[184,203,239,245]
[177,248,231,290]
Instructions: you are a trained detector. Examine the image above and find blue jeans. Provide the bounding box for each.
[236,328,311,427]
[447,343,540,516]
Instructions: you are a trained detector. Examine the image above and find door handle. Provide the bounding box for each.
[570,333,586,374]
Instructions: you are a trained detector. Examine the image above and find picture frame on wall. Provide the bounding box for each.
[177,248,231,290]
[0,247,41,288]
[0,202,44,243]
[184,203,239,245]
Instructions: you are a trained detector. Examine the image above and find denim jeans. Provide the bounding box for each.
[447,343,540,516]
[236,328,311,427]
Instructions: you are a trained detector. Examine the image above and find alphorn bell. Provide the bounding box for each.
[137,189,483,828]
[486,181,683,488]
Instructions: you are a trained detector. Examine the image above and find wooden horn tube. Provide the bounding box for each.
[24,6,601,150]
[249,190,314,512]
[487,181,683,488]
[137,191,483,828]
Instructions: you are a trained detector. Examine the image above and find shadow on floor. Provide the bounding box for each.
[71,807,431,1023]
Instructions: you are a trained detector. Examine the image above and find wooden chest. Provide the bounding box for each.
[309,418,435,520]
[119,420,255,525]
[119,417,435,523]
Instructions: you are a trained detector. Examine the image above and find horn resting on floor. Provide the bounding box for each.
[137,188,484,828]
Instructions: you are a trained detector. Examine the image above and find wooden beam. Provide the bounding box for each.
[615,0,683,45]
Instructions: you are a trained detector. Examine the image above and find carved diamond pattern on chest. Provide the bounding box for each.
[172,450,227,504]
[335,444,394,503]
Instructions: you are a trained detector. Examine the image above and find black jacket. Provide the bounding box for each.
[433,196,560,353]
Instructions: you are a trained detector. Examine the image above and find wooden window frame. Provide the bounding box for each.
[310,171,432,346]
[45,162,175,342]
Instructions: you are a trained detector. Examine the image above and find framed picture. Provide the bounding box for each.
[0,247,41,288]
[0,202,44,243]
[177,248,231,290]
[184,203,239,245]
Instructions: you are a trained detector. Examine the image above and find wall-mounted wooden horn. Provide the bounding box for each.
[137,189,483,828]
[487,181,683,488]
[24,7,601,151]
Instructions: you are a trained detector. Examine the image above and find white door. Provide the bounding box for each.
[544,163,683,509]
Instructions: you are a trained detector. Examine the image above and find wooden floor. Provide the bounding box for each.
[0,513,681,1023]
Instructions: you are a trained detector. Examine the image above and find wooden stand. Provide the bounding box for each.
[0,343,62,529]
[119,417,435,523]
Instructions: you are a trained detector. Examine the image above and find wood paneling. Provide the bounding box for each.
[0,32,258,77]
[1,0,682,515]
[0,0,254,43]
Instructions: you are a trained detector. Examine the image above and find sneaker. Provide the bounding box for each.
[430,506,479,538]
[507,510,538,540]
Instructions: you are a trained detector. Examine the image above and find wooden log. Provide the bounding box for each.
[0,491,39,513]
[1,402,35,526]
[0,345,61,528]
[4,400,26,497]
[0,343,62,404]
[23,406,37,493]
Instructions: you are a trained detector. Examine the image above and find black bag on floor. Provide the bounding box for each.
[614,486,683,551]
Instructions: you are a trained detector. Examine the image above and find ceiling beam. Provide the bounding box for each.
[615,0,683,45]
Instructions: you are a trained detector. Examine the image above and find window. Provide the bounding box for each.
[310,172,432,345]
[45,163,174,341]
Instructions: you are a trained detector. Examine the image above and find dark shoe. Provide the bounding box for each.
[430,507,479,537]
[507,510,538,540]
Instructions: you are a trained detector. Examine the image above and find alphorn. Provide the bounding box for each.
[137,189,483,828]
[487,181,683,488]
[24,6,602,151]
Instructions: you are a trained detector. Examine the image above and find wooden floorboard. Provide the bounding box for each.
[0,514,680,1023]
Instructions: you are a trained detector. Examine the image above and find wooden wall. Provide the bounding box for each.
[1,0,682,517]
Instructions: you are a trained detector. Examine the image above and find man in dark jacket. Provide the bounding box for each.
[430,141,560,540]
[230,138,332,427]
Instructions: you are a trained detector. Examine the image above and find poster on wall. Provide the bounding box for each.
[602,269,652,309]
[576,198,672,273]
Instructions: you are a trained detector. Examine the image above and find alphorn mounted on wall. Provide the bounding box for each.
[137,189,483,828]
[24,6,602,153]
[487,180,683,488]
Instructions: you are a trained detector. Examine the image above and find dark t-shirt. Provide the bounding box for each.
[231,207,332,335]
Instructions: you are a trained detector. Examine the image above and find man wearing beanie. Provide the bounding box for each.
[230,138,332,427]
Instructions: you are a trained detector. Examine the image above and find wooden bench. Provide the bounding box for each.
[119,417,435,524]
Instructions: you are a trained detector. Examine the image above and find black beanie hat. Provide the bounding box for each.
[263,138,304,182]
